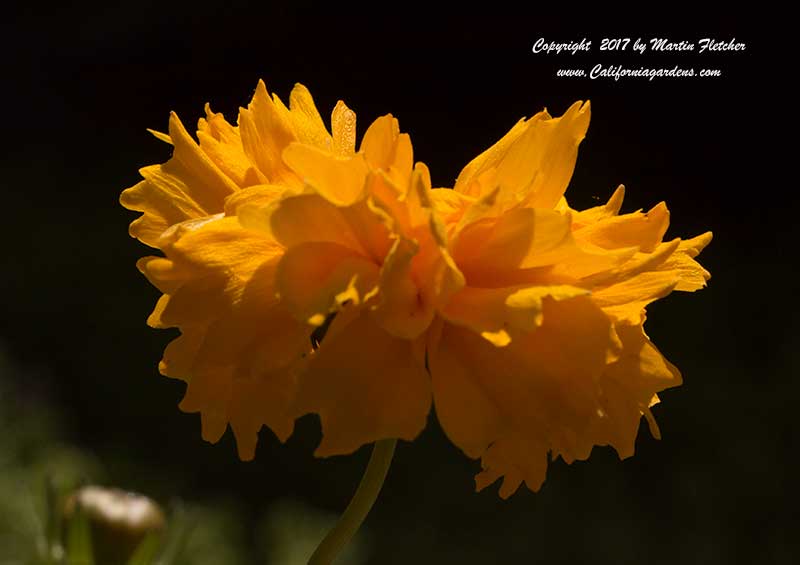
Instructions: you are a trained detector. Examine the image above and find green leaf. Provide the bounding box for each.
[126,532,162,565]
[65,509,94,565]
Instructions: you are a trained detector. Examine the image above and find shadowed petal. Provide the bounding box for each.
[139,215,311,458]
[276,241,380,325]
[430,296,616,496]
[296,309,431,456]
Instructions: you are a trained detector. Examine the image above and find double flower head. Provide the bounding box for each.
[121,81,710,498]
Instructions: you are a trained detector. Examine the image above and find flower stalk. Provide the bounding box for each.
[308,439,397,565]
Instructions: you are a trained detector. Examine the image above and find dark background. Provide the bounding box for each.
[2,7,789,564]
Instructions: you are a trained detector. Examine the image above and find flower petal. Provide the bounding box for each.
[454,102,590,209]
[427,317,504,459]
[368,168,465,338]
[578,238,681,289]
[430,187,474,229]
[475,435,548,498]
[284,83,333,150]
[282,143,369,206]
[238,80,300,186]
[594,271,681,324]
[571,185,626,228]
[589,323,682,459]
[139,215,311,458]
[451,207,574,282]
[574,201,670,253]
[369,237,432,339]
[258,193,388,260]
[276,241,380,326]
[197,104,264,187]
[120,113,239,247]
[331,100,357,157]
[223,184,292,216]
[453,117,532,197]
[430,295,616,496]
[658,232,713,291]
[296,309,432,456]
[360,114,413,185]
[441,284,590,345]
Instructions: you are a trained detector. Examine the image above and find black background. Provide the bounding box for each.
[2,6,789,564]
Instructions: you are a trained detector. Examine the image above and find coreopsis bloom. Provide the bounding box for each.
[122,82,711,499]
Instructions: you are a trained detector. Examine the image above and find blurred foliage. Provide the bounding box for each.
[0,347,102,564]
[0,348,369,564]
[260,499,365,565]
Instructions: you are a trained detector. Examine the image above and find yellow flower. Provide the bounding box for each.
[122,82,711,499]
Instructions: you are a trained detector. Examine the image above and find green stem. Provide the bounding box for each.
[308,439,397,565]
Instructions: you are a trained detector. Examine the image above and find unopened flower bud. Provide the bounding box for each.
[63,485,166,565]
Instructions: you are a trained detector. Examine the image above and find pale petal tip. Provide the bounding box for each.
[253,79,270,100]
[642,406,662,440]
[606,184,625,214]
[697,231,714,249]
[290,82,311,95]
[146,128,172,145]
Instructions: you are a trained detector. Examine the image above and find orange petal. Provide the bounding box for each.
[454,101,590,209]
[370,170,465,338]
[144,215,311,458]
[237,80,300,186]
[578,238,681,288]
[513,101,591,208]
[120,113,238,247]
[475,435,548,498]
[370,238,427,337]
[430,295,616,496]
[658,232,713,291]
[276,241,380,325]
[284,83,333,150]
[571,185,626,228]
[282,142,369,206]
[441,284,590,345]
[295,309,432,456]
[263,192,390,261]
[223,184,293,216]
[430,188,475,229]
[197,104,264,188]
[594,270,682,324]
[453,117,531,197]
[451,207,574,280]
[594,323,682,458]
[575,201,670,253]
[360,114,413,185]
[179,368,231,443]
